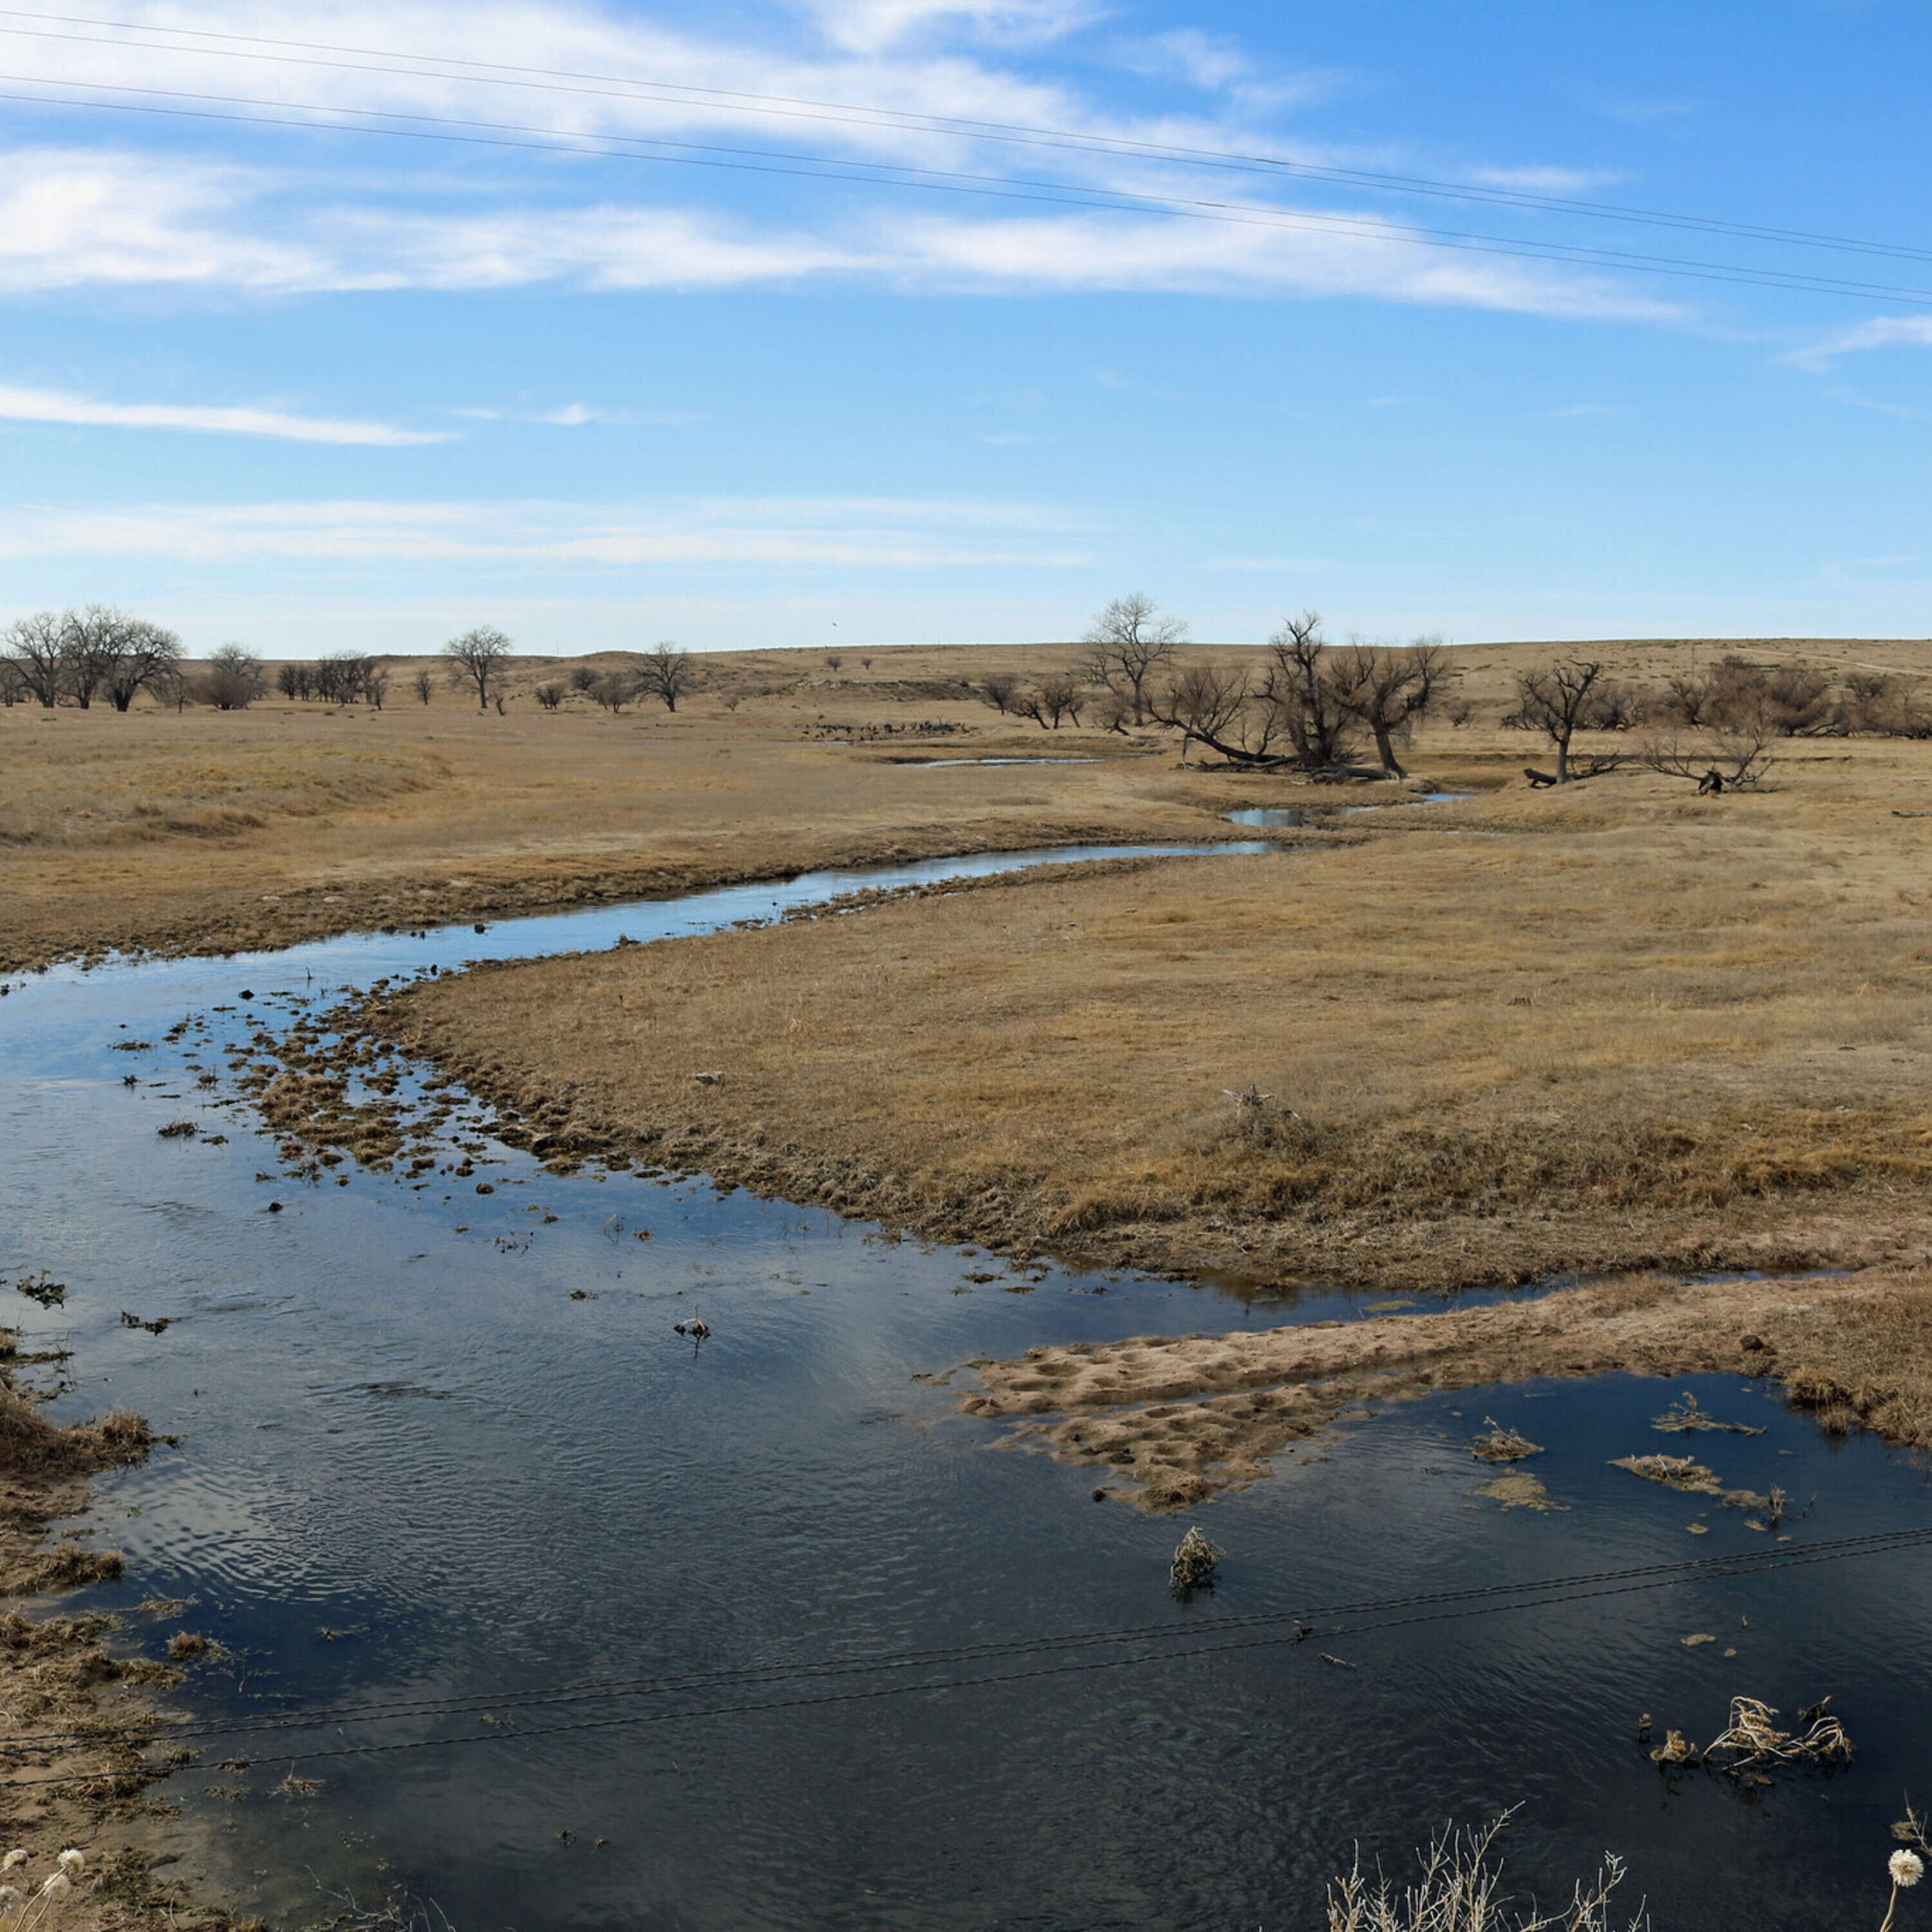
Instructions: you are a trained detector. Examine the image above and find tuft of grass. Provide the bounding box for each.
[1325,1812,1647,1931]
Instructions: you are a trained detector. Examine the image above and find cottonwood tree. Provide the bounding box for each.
[62,605,144,708]
[1509,659,1627,783]
[1081,593,1186,724]
[636,640,695,712]
[202,644,266,710]
[442,625,513,710]
[412,668,435,706]
[101,620,182,710]
[1146,664,1293,765]
[1329,640,1447,777]
[1256,611,1354,769]
[3,612,66,706]
[1012,672,1085,729]
[979,671,1019,715]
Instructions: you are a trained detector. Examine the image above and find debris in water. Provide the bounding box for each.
[1471,1416,1542,1462]
[1653,1696,1854,1776]
[1652,1390,1766,1436]
[11,1271,66,1309]
[1320,1653,1356,1670]
[1468,1472,1567,1512]
[1170,1526,1222,1592]
[1611,1454,1768,1512]
[156,1119,198,1139]
[1681,1633,1716,1647]
[118,1311,171,1335]
[673,1307,711,1340]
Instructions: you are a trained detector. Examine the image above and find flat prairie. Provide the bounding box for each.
[382,729,1932,1294]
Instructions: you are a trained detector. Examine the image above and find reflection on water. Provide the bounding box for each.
[2,847,1927,1929]
[1226,791,1468,828]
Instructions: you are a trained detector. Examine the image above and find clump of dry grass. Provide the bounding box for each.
[1650,1391,1764,1435]
[1471,1417,1542,1462]
[1649,1696,1850,1778]
[1169,1525,1222,1592]
[1326,1814,1647,1931]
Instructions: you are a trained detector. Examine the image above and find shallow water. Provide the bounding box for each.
[1225,791,1468,828]
[3,844,1927,1929]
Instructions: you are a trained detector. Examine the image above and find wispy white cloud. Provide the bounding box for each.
[1785,314,1932,371]
[0,495,1094,569]
[797,0,1099,55]
[1470,165,1627,196]
[0,382,448,444]
[0,1,1685,327]
[449,402,700,426]
[0,147,1681,319]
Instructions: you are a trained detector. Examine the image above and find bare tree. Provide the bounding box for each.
[102,620,182,710]
[365,663,390,710]
[980,672,1019,715]
[0,659,24,706]
[412,668,435,706]
[636,640,695,712]
[202,643,265,710]
[1508,659,1623,784]
[5,611,72,707]
[568,664,600,695]
[1643,719,1776,792]
[591,672,632,713]
[3,612,66,707]
[1147,664,1289,765]
[61,605,142,710]
[276,662,307,701]
[1329,640,1447,777]
[442,625,512,710]
[1256,611,1354,769]
[1081,593,1186,724]
[534,681,564,710]
[1012,673,1085,730]
[824,652,844,671]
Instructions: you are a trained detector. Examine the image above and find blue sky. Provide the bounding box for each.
[2,0,1929,654]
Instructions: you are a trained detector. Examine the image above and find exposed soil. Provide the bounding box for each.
[0,1333,254,1930]
[954,1260,1932,1509]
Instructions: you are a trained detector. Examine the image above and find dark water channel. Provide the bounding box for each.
[3,844,1927,1929]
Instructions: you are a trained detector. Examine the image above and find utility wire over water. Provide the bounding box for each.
[8,1527,1927,1783]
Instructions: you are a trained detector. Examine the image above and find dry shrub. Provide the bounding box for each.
[1471,1418,1542,1463]
[1326,1814,1646,1931]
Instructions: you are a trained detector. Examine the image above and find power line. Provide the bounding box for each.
[3,6,1929,271]
[3,1525,1924,1785]
[8,70,1932,308]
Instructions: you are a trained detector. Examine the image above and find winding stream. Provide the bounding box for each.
[3,841,1927,1929]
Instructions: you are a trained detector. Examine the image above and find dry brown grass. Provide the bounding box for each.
[377,729,1932,1292]
[12,634,1931,973]
[958,1264,1932,1509]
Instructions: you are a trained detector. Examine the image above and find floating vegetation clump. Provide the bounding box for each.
[1472,1417,1543,1463]
[10,1273,65,1309]
[1610,1454,1768,1513]
[1170,1526,1222,1593]
[1649,1696,1852,1781]
[1469,1472,1567,1513]
[155,1119,198,1139]
[1652,1391,1765,1437]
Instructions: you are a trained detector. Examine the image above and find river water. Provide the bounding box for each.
[3,844,1927,1929]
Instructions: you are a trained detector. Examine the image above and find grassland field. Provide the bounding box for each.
[8,633,1932,1508]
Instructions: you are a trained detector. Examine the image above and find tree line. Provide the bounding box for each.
[980,597,1932,784]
